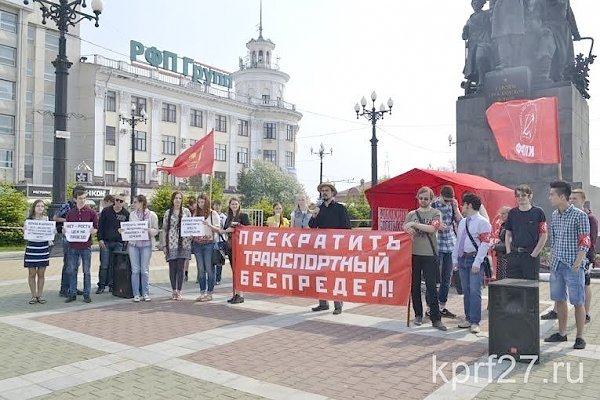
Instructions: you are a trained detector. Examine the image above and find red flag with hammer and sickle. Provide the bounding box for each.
[157,129,215,177]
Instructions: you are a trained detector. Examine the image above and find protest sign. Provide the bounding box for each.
[64,222,93,243]
[181,216,205,237]
[233,226,412,305]
[121,221,148,241]
[24,220,56,242]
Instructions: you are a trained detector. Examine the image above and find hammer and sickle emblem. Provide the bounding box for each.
[188,144,205,169]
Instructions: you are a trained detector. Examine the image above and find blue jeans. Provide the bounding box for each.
[438,252,453,305]
[193,242,215,293]
[550,260,585,305]
[68,248,92,298]
[98,241,123,288]
[458,255,485,324]
[129,245,152,297]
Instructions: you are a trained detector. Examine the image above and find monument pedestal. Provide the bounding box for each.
[456,83,598,218]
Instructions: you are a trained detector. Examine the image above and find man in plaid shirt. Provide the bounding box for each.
[432,186,462,318]
[544,181,590,350]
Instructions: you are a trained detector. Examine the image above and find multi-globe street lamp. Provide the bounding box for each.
[120,105,147,204]
[311,143,333,185]
[24,0,103,208]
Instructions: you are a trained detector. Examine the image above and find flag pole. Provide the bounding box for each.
[558,162,563,181]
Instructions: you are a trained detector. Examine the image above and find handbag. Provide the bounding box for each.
[465,220,493,278]
[212,246,225,265]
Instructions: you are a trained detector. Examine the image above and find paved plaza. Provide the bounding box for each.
[1,250,600,399]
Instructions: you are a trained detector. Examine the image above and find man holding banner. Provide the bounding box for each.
[309,182,351,315]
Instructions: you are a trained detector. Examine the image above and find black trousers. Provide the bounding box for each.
[506,252,540,280]
[411,255,441,322]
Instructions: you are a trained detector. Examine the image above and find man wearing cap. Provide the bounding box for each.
[309,182,352,315]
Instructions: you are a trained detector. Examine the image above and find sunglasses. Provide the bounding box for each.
[115,199,125,203]
[418,197,431,201]
[515,194,529,198]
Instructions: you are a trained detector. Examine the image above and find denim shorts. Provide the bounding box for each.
[550,261,585,306]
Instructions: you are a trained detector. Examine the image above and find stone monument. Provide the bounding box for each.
[457,0,597,218]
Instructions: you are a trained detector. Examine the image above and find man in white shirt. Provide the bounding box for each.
[452,193,492,334]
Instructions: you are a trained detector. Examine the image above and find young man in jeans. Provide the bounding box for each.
[64,189,98,303]
[452,193,491,334]
[403,186,447,331]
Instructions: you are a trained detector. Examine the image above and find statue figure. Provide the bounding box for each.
[543,0,581,82]
[462,0,492,92]
[491,0,526,69]
[523,0,556,84]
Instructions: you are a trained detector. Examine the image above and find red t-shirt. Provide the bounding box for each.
[66,206,99,249]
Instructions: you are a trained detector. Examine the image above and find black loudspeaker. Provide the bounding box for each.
[112,250,133,299]
[489,278,539,363]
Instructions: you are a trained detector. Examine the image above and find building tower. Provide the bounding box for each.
[232,1,300,174]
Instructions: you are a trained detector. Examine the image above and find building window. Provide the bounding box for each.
[190,109,203,127]
[134,131,147,151]
[106,91,116,112]
[27,59,33,76]
[262,94,270,105]
[238,120,249,136]
[0,149,13,168]
[131,96,147,116]
[0,114,14,135]
[134,164,146,184]
[26,91,33,107]
[162,135,176,155]
[45,30,59,51]
[104,161,115,184]
[44,64,55,81]
[162,102,177,123]
[189,139,197,146]
[105,160,115,172]
[215,143,227,161]
[27,25,35,45]
[263,150,277,163]
[0,45,16,66]
[180,138,187,149]
[44,93,55,110]
[237,147,249,166]
[286,125,295,141]
[105,126,116,145]
[214,171,226,185]
[161,171,175,185]
[215,114,227,132]
[0,11,17,33]
[285,151,295,168]
[264,123,276,139]
[105,174,115,185]
[0,80,15,101]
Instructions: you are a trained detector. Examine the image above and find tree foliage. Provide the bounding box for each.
[346,191,372,228]
[149,184,173,227]
[0,183,29,245]
[238,160,305,211]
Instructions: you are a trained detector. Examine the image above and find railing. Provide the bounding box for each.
[242,209,264,226]
[91,55,297,112]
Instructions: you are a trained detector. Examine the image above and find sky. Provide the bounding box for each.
[79,0,600,199]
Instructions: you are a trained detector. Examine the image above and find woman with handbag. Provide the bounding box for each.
[192,193,221,302]
[217,197,250,304]
[127,194,159,302]
[160,191,192,301]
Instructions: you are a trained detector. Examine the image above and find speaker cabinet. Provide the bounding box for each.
[112,250,133,299]
[489,278,539,362]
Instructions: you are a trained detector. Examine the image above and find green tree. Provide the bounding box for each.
[346,192,372,228]
[149,184,173,227]
[202,177,225,206]
[0,183,29,245]
[238,160,305,211]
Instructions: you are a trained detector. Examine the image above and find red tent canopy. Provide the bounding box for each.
[365,168,516,231]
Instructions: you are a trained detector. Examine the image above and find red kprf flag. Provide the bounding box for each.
[485,97,561,164]
[157,129,214,177]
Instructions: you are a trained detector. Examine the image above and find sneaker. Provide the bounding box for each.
[95,287,105,294]
[228,294,238,303]
[311,305,330,312]
[585,315,591,324]
[544,332,567,342]
[541,310,558,320]
[83,296,92,303]
[470,324,480,333]
[231,295,244,304]
[573,337,586,350]
[199,294,213,302]
[432,320,448,331]
[413,316,423,326]
[215,281,221,285]
[59,290,67,298]
[441,308,457,318]
[458,321,471,329]
[133,295,140,303]
[143,294,151,302]
[65,296,76,303]
[76,290,84,296]
[332,308,342,315]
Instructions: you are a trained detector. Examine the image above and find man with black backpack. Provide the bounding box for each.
[403,186,447,331]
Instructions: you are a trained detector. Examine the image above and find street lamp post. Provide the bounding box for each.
[120,105,147,204]
[25,0,102,208]
[310,143,333,185]
[354,91,393,190]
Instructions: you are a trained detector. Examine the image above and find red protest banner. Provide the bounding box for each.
[232,226,412,306]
